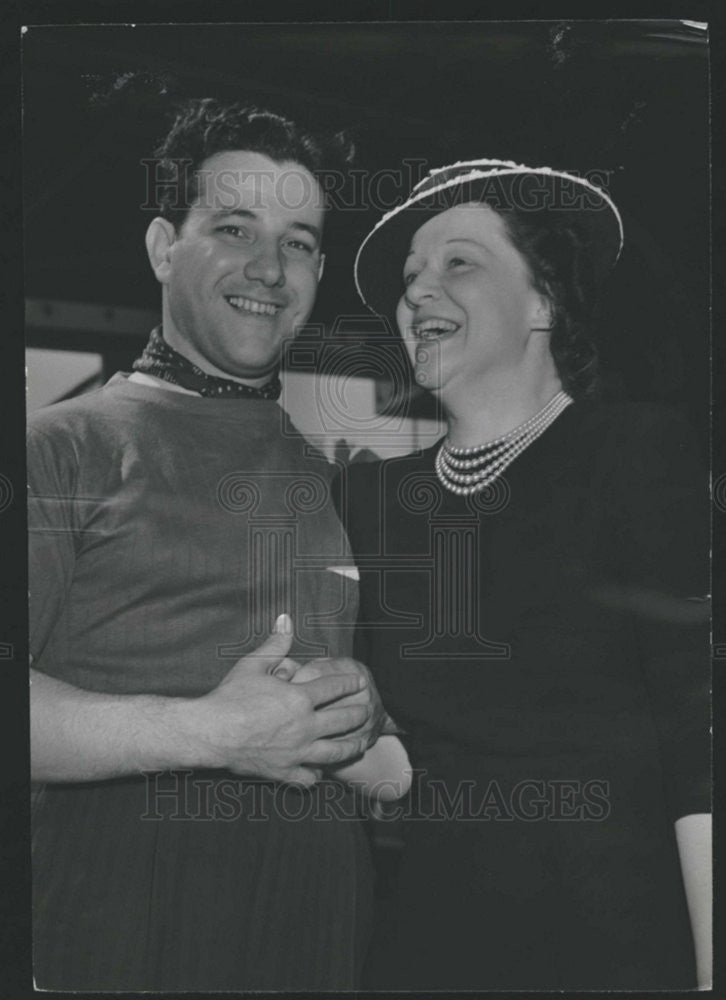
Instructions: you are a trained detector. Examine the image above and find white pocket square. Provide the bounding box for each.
[326,565,360,581]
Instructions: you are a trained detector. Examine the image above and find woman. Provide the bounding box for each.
[340,160,711,989]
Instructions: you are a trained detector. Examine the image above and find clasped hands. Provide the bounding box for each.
[183,614,386,786]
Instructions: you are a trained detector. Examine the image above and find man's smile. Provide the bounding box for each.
[225,294,282,317]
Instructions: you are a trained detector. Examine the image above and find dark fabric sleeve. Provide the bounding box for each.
[608,406,711,821]
[27,424,80,666]
[331,466,370,668]
[331,462,410,744]
[329,467,345,524]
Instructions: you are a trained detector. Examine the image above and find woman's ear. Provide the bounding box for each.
[145,217,177,284]
[530,287,554,333]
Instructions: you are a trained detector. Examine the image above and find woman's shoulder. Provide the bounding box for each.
[574,397,693,432]
[567,398,706,510]
[568,397,702,460]
[332,445,440,540]
[341,444,439,490]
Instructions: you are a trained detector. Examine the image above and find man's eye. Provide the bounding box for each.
[448,256,470,268]
[216,225,249,238]
[284,239,314,253]
[403,271,418,286]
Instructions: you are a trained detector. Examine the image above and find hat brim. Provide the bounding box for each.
[354,168,623,324]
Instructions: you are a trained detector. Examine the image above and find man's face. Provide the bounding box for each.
[152,150,325,383]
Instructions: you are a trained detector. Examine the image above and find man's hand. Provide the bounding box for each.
[30,620,379,786]
[175,628,371,786]
[289,656,394,750]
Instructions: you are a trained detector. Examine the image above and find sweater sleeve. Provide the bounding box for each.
[607,406,711,821]
[331,464,374,670]
[27,423,80,667]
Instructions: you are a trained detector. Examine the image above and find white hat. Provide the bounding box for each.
[354,158,624,320]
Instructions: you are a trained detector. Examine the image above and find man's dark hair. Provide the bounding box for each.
[153,98,355,230]
[500,210,601,400]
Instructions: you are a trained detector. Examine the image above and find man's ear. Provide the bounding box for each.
[317,252,326,282]
[145,217,177,284]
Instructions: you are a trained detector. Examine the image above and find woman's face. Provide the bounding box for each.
[396,203,550,395]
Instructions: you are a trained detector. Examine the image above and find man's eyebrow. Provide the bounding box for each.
[210,210,320,243]
[211,209,257,221]
[289,221,321,243]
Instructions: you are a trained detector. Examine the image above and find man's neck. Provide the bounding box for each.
[127,371,200,396]
[161,322,274,390]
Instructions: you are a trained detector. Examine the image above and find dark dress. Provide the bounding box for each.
[339,400,710,990]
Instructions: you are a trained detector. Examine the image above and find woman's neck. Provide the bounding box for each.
[441,366,565,450]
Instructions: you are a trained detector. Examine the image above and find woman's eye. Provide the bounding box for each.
[403,271,418,287]
[447,256,470,268]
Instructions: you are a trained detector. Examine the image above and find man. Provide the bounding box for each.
[29,99,382,991]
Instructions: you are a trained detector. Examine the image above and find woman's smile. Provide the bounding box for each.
[411,317,461,341]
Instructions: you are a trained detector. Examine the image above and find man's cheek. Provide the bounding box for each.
[210,248,240,272]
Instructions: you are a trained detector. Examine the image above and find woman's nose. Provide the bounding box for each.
[404,269,439,307]
[244,245,286,287]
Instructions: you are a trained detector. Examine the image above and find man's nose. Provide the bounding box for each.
[244,243,285,287]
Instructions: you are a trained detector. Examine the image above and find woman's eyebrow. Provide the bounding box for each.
[445,237,490,251]
[406,237,492,261]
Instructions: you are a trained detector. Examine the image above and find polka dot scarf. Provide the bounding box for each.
[132,327,282,400]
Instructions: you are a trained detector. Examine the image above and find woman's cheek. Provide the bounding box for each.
[396,298,412,338]
[396,305,418,367]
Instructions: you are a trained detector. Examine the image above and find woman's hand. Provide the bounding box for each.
[675,812,712,989]
[289,656,391,748]
[289,662,411,800]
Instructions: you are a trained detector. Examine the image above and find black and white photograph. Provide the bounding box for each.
[20,15,713,992]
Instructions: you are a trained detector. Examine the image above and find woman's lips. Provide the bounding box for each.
[411,317,460,341]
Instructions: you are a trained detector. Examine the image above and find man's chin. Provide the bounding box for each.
[213,343,284,384]
[221,364,279,386]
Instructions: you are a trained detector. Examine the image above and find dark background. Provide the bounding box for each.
[22,19,709,433]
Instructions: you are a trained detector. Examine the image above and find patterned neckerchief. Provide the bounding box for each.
[132,327,282,400]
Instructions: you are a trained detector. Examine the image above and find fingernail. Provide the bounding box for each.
[274,613,293,635]
[357,675,368,690]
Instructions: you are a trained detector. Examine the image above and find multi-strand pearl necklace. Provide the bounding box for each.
[435,390,573,496]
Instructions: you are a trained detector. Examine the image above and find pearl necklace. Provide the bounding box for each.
[435,391,573,496]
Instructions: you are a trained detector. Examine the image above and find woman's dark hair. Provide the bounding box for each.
[499,209,601,400]
[153,98,355,230]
